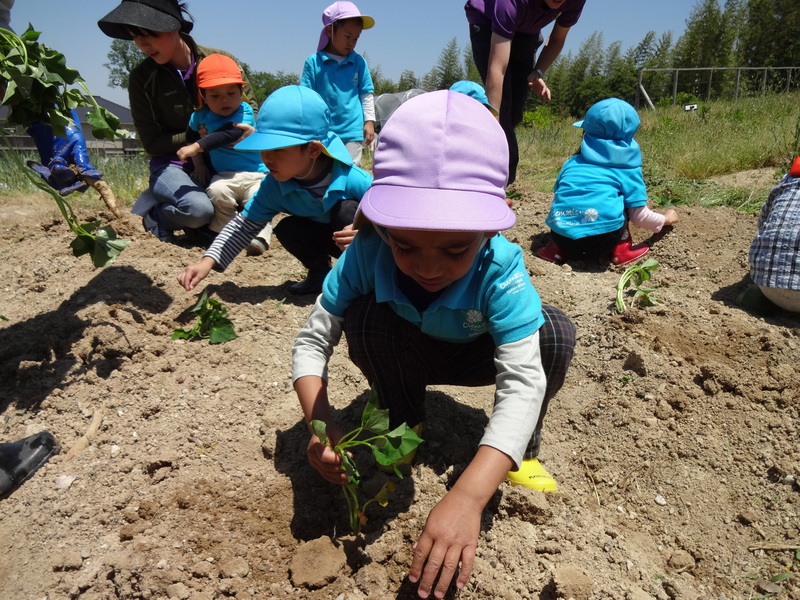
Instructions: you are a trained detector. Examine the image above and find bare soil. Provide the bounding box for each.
[0,177,798,600]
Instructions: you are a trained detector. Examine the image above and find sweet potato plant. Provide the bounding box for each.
[310,388,423,534]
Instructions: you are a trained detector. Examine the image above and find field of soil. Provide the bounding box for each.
[0,171,798,599]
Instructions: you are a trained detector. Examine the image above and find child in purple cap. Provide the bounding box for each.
[301,1,375,167]
[292,90,576,598]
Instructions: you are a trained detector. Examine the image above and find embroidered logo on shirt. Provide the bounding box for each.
[498,270,527,295]
[582,208,599,223]
[461,309,488,336]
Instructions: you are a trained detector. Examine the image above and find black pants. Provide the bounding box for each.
[273,199,359,271]
[343,296,576,458]
[552,223,627,261]
[470,22,543,186]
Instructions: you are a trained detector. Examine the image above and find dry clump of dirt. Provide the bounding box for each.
[0,183,798,600]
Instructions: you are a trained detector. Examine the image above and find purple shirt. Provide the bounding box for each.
[465,0,586,38]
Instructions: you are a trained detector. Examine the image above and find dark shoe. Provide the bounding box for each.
[180,226,217,249]
[142,210,176,243]
[289,268,331,295]
[0,431,60,499]
[537,240,565,265]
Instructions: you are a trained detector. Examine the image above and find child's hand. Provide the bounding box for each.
[363,121,375,146]
[333,224,356,251]
[306,423,349,485]
[663,208,679,226]
[177,142,201,162]
[408,487,483,598]
[177,258,215,291]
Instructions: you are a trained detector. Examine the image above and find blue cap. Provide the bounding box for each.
[573,98,642,168]
[235,85,352,165]
[449,80,499,116]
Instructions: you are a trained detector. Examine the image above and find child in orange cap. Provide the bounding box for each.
[177,54,272,255]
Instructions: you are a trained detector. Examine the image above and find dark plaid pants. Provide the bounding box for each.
[343,296,576,458]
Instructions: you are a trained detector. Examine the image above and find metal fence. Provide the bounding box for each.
[636,66,798,109]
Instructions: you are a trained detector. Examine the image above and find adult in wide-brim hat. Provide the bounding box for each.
[98,0,193,40]
[97,0,258,246]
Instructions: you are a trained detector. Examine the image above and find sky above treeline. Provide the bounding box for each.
[9,0,701,108]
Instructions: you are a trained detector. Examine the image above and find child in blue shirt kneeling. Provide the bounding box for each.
[177,85,372,296]
[292,90,576,598]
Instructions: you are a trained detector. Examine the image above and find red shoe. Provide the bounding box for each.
[612,242,650,266]
[611,224,650,266]
[537,240,565,265]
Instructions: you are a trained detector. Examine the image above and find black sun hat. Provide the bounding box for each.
[98,0,193,40]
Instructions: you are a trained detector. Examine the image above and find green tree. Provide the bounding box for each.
[103,39,145,90]
[368,61,397,95]
[422,38,466,91]
[397,69,420,91]
[241,64,299,104]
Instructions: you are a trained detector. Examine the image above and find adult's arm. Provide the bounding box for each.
[484,32,512,117]
[528,23,572,102]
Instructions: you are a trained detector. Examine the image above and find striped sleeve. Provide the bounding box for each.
[204,214,264,271]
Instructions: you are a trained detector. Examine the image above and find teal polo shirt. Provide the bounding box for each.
[301,51,374,143]
[321,228,544,344]
[240,160,372,224]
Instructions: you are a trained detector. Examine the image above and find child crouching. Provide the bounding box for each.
[292,90,576,598]
[539,98,678,266]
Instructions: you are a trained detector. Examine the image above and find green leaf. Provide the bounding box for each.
[309,420,329,445]
[361,386,390,434]
[209,320,237,344]
[372,424,423,467]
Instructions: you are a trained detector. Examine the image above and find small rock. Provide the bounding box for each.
[551,565,593,600]
[290,536,347,589]
[55,474,77,490]
[667,549,695,571]
[166,582,191,599]
[219,556,250,579]
[655,495,667,506]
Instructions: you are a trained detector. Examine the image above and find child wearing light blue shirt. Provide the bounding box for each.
[301,1,376,166]
[292,90,576,599]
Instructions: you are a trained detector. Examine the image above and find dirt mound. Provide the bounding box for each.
[0,186,798,600]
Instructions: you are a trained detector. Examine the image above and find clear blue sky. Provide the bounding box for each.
[8,0,701,108]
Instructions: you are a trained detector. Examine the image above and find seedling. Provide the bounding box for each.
[172,290,238,344]
[310,387,423,535]
[615,258,660,313]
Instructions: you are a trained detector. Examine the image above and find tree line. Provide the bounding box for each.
[105,0,799,119]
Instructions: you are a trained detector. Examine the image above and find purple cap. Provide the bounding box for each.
[357,90,514,232]
[317,1,375,51]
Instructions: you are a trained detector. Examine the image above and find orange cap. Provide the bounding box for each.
[197,54,246,90]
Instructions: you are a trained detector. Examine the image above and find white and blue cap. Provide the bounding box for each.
[449,80,499,116]
[235,85,352,165]
[573,98,642,168]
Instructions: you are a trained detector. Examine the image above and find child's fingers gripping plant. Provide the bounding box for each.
[310,387,423,535]
[172,290,238,344]
[615,257,661,313]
